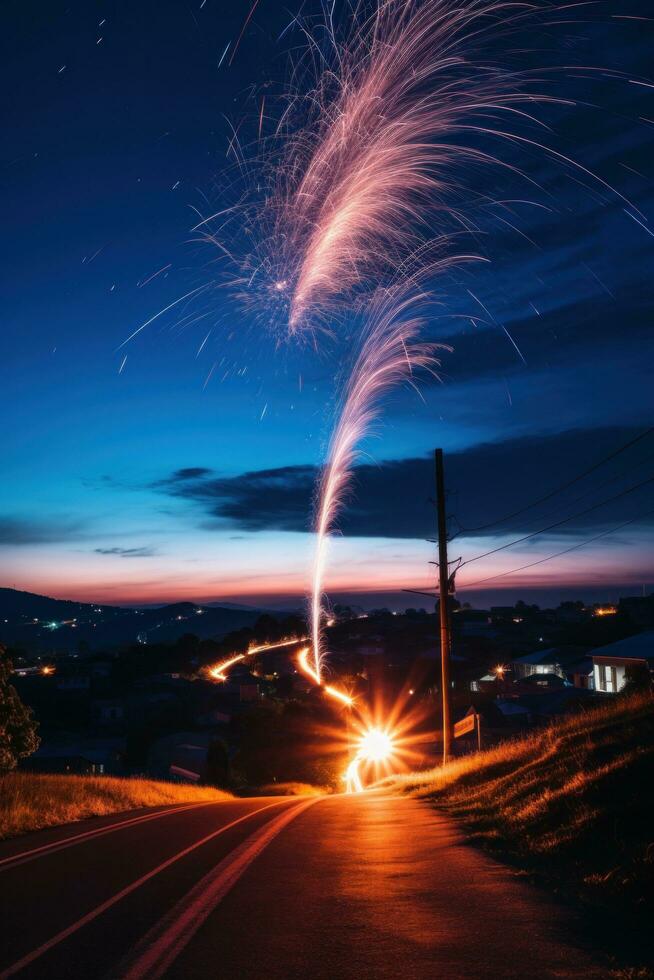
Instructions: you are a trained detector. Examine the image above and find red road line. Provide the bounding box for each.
[0,800,292,979]
[116,797,321,979]
[0,802,221,872]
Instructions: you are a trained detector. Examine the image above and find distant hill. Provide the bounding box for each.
[0,588,275,652]
[0,588,119,622]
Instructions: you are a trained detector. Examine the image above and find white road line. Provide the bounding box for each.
[115,797,321,980]
[0,800,292,979]
[0,802,218,872]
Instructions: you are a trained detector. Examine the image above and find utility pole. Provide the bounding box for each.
[435,448,452,764]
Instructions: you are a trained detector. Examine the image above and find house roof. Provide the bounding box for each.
[496,700,531,716]
[590,631,654,664]
[502,688,597,717]
[511,646,587,667]
[511,649,561,666]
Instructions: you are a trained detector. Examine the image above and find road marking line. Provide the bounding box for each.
[0,800,291,979]
[0,802,219,872]
[115,796,321,980]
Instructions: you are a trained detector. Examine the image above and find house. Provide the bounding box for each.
[510,647,588,681]
[495,699,533,726]
[590,631,654,694]
[521,671,566,691]
[469,673,499,692]
[148,731,214,781]
[22,737,124,775]
[502,688,597,723]
[169,742,208,782]
[570,657,594,690]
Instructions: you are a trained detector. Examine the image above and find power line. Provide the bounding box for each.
[454,426,654,535]
[457,507,654,589]
[459,473,654,567]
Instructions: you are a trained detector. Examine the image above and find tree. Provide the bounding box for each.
[0,646,40,774]
[622,662,653,695]
[206,738,230,787]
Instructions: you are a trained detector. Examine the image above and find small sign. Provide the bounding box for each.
[454,713,476,738]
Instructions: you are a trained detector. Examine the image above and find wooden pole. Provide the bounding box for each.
[435,449,452,764]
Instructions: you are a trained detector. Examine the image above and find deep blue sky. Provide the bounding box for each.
[2,0,653,609]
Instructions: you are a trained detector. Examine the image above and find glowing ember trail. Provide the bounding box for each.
[296,646,354,706]
[208,637,307,683]
[208,638,354,708]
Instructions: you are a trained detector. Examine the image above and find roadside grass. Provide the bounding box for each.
[0,772,232,840]
[256,781,329,797]
[381,692,654,973]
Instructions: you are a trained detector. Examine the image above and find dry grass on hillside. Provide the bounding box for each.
[382,692,654,969]
[257,781,329,797]
[0,773,232,840]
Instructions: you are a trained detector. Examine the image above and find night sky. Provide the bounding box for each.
[2,0,653,610]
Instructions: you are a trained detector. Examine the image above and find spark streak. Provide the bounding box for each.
[218,42,231,68]
[310,287,441,680]
[266,0,570,335]
[117,284,212,349]
[208,637,307,682]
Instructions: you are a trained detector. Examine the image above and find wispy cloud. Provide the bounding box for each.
[152,426,654,540]
[94,546,157,558]
[0,517,85,546]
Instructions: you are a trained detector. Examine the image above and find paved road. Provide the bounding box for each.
[0,793,606,979]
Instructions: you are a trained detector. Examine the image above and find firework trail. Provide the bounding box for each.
[191,0,636,699]
[232,0,578,683]
[276,0,549,680]
[310,285,443,679]
[270,1,634,687]
[265,0,574,337]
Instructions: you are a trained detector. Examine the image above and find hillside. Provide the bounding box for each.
[0,773,232,839]
[383,692,654,972]
[0,588,271,652]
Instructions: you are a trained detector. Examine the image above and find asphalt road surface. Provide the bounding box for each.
[0,793,606,979]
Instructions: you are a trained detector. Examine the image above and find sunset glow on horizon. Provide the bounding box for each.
[2,523,650,608]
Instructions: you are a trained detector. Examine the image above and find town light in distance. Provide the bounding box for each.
[594,606,617,618]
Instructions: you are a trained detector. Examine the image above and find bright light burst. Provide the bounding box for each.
[344,726,397,794]
[358,727,394,764]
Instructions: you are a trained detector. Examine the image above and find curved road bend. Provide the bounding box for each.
[0,793,606,979]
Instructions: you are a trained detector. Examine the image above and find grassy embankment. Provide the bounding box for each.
[256,781,329,797]
[0,773,232,840]
[382,691,654,973]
